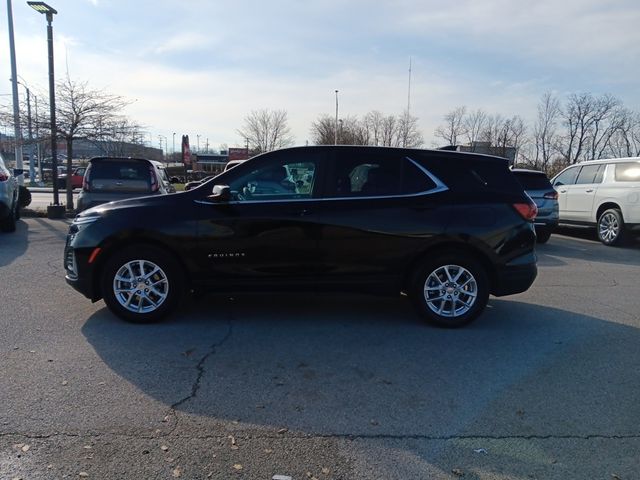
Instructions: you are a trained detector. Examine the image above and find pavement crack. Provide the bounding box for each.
[164,317,234,430]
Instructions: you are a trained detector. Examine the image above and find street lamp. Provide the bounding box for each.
[7,0,24,186]
[27,1,62,214]
[172,132,175,161]
[15,78,37,185]
[196,134,200,152]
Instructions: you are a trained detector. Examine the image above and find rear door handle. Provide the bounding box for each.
[585,189,594,193]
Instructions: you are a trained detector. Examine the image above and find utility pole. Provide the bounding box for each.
[334,90,339,145]
[7,0,24,185]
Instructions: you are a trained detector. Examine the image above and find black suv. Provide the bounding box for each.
[64,146,537,327]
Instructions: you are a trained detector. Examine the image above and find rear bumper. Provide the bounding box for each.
[492,251,537,297]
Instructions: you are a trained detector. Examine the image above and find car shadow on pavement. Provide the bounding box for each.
[81,294,640,477]
[0,219,29,266]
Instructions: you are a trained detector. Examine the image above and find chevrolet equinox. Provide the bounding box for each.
[64,146,538,327]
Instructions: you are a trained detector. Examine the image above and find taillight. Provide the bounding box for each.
[149,165,159,192]
[513,201,538,221]
[0,172,8,182]
[543,190,558,200]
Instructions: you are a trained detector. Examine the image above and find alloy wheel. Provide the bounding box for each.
[423,264,478,318]
[113,259,169,314]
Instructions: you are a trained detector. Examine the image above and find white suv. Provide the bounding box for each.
[552,157,640,245]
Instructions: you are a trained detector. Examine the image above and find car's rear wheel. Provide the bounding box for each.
[101,245,185,323]
[410,253,489,328]
[597,208,625,246]
[0,198,17,233]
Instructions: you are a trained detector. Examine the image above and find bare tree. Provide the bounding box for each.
[52,75,132,209]
[396,110,424,148]
[434,106,467,146]
[533,92,561,171]
[237,109,294,154]
[464,109,488,150]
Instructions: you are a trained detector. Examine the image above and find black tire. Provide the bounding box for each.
[535,228,551,244]
[597,208,625,246]
[410,253,489,328]
[0,197,17,233]
[101,245,185,323]
[18,185,31,207]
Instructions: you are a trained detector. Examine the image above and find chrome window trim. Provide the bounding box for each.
[194,156,448,206]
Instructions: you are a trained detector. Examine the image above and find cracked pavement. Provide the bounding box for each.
[1,219,639,479]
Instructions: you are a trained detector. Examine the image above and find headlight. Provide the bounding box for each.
[69,215,100,234]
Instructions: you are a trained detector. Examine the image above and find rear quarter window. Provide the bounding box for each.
[614,162,640,182]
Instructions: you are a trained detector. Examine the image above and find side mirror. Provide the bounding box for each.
[207,184,231,202]
[13,169,24,177]
[170,176,181,184]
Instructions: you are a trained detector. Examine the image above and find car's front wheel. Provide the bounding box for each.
[411,253,489,328]
[101,245,185,323]
[597,208,625,246]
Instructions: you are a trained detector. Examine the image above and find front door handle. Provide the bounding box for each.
[559,189,567,193]
[585,189,594,193]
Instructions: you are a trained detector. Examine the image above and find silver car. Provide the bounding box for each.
[77,157,177,212]
[0,153,21,233]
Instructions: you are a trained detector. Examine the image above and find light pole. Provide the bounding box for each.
[7,0,24,185]
[172,132,175,161]
[158,135,167,161]
[196,134,200,152]
[334,89,339,145]
[28,1,61,213]
[16,79,36,185]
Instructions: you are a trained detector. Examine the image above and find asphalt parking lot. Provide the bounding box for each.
[1,218,639,480]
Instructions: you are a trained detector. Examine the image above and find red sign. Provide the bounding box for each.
[182,135,191,166]
[228,147,249,161]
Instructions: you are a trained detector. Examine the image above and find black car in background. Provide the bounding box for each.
[64,146,538,328]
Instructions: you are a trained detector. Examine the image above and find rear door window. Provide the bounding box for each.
[327,150,436,198]
[575,164,604,184]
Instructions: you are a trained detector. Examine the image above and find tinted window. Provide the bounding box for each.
[614,162,640,182]
[553,166,579,187]
[228,155,318,201]
[513,172,552,190]
[327,152,435,198]
[575,164,603,184]
[91,161,150,181]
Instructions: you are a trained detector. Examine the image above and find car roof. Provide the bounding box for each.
[88,156,161,166]
[257,145,511,164]
[569,156,640,165]
[511,169,547,175]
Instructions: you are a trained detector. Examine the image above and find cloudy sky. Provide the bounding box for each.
[2,0,639,152]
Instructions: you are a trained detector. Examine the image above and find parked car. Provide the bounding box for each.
[224,159,246,171]
[76,157,177,212]
[64,146,538,327]
[57,166,87,189]
[551,157,640,245]
[511,169,558,243]
[0,153,21,233]
[184,175,215,191]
